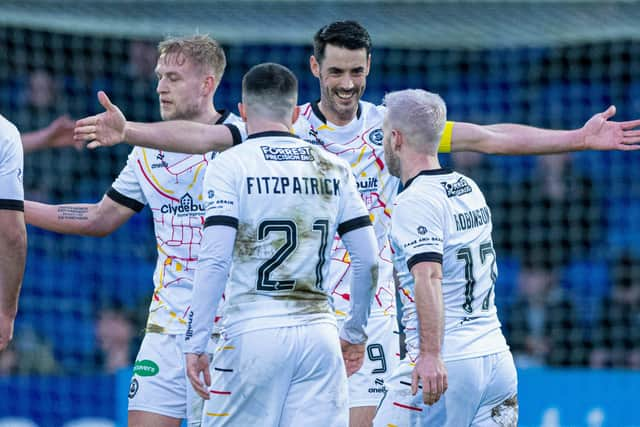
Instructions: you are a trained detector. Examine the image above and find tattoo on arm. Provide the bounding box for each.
[57,206,89,221]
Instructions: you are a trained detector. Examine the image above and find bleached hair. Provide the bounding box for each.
[383,89,447,154]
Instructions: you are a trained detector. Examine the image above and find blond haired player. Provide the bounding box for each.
[24,35,244,427]
[375,88,516,426]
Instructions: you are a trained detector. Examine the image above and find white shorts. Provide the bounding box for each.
[374,350,518,427]
[342,313,400,408]
[128,332,216,426]
[202,323,349,427]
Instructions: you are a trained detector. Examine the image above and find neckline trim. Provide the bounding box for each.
[311,99,361,124]
[402,168,454,191]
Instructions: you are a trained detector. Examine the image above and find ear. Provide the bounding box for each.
[203,75,216,96]
[392,128,403,151]
[310,55,321,78]
[238,102,247,122]
[291,105,300,126]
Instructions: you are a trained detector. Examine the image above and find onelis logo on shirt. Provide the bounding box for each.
[303,127,326,146]
[151,152,169,169]
[160,193,205,216]
[133,360,159,377]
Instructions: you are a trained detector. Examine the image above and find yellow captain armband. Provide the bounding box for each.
[438,121,454,153]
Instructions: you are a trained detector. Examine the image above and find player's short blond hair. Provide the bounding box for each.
[383,89,446,155]
[158,35,226,84]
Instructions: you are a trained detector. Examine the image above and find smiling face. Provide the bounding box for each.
[155,52,207,121]
[311,45,370,125]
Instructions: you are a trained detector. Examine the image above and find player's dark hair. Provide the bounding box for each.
[242,63,298,120]
[242,62,297,99]
[313,20,372,64]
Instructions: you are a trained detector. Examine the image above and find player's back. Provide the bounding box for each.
[393,170,508,362]
[204,130,368,338]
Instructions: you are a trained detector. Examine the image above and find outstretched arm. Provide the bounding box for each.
[450,106,640,154]
[25,194,136,237]
[22,116,80,154]
[74,91,237,154]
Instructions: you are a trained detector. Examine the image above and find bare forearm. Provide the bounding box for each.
[125,121,233,154]
[415,274,443,356]
[25,201,104,236]
[0,223,26,317]
[486,124,584,154]
[451,122,585,155]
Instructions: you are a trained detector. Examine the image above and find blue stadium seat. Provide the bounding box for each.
[605,196,640,253]
[494,255,520,323]
[560,258,610,324]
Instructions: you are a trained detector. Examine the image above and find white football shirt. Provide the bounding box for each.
[390,169,508,362]
[0,114,24,210]
[108,112,245,334]
[201,131,371,338]
[293,100,454,319]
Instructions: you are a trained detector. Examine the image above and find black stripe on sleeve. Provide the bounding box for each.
[337,215,372,236]
[407,252,443,271]
[0,199,24,212]
[106,187,145,212]
[204,215,239,229]
[225,124,243,146]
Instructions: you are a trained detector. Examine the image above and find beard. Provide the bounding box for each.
[160,101,201,121]
[321,82,364,123]
[384,147,401,178]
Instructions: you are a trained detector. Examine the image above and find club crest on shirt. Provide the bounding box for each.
[128,378,139,399]
[417,226,428,235]
[368,128,384,145]
[441,177,472,198]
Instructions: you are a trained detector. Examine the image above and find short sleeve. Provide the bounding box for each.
[336,164,371,236]
[108,148,147,212]
[224,123,246,146]
[202,151,240,229]
[0,125,24,210]
[392,193,445,271]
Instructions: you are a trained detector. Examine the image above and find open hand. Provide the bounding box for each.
[74,91,126,149]
[581,105,640,151]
